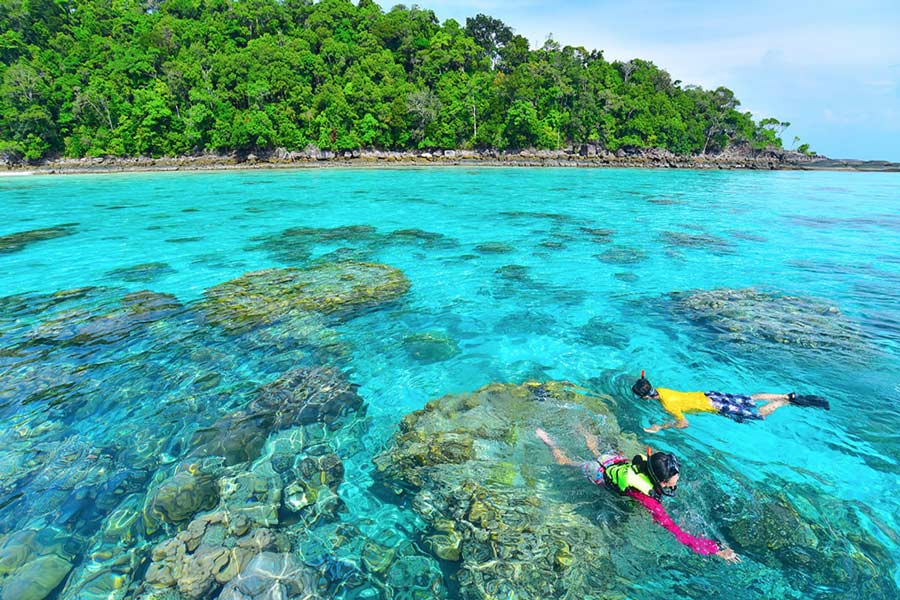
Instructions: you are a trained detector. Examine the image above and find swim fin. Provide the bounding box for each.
[788,393,830,410]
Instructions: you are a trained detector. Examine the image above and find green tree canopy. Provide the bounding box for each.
[0,0,795,161]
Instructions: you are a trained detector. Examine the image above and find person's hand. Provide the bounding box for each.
[716,546,741,563]
[643,424,662,433]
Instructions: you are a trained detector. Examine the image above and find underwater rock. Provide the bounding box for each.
[474,242,515,254]
[0,436,145,538]
[143,468,219,533]
[249,367,364,429]
[219,468,283,528]
[282,479,317,512]
[659,231,733,254]
[248,225,379,264]
[29,290,182,346]
[613,271,639,282]
[576,316,630,349]
[58,542,147,600]
[538,240,566,249]
[295,453,345,490]
[105,262,177,283]
[189,366,364,465]
[0,527,76,600]
[494,264,531,283]
[283,453,346,525]
[374,381,642,599]
[0,223,78,254]
[387,228,458,249]
[188,415,271,467]
[596,246,647,265]
[579,227,615,242]
[716,484,899,598]
[0,287,99,327]
[0,554,72,600]
[100,493,145,544]
[360,541,395,573]
[166,236,204,243]
[145,512,289,599]
[384,554,447,598]
[668,288,867,354]
[498,211,578,224]
[200,261,410,329]
[402,331,461,363]
[493,310,557,336]
[217,552,315,600]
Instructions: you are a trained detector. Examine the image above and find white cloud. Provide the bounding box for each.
[512,24,900,90]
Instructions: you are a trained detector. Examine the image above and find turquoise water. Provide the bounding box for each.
[1,167,898,599]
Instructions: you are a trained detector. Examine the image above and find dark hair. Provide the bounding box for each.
[649,452,680,482]
[633,451,680,497]
[632,377,653,397]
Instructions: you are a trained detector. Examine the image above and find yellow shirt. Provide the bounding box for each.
[656,388,716,420]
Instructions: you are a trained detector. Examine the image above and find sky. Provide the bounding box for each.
[377,0,900,161]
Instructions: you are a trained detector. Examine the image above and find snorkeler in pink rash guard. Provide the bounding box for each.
[535,427,740,562]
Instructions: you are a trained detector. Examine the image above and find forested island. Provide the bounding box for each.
[1,0,808,166]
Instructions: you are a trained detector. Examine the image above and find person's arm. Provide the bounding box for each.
[644,417,689,433]
[625,489,720,555]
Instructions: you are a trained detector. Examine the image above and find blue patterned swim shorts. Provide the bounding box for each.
[706,391,762,422]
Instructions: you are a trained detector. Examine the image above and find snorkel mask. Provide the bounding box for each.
[632,370,653,397]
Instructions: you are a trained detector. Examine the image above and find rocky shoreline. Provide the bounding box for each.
[4,145,899,175]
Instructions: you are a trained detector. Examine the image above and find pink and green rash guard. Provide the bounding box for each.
[624,489,720,555]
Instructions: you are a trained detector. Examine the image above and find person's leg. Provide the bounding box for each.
[575,422,601,460]
[535,428,580,466]
[751,393,789,402]
[752,393,790,417]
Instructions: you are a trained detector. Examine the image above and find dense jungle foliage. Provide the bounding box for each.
[0,0,794,161]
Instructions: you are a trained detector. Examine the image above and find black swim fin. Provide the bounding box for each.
[788,393,830,410]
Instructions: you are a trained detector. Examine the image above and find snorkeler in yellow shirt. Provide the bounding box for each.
[631,371,829,433]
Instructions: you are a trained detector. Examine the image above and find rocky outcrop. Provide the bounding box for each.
[15,145,900,175]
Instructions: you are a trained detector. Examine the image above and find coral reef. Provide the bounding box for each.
[0,526,77,600]
[474,242,515,254]
[106,262,177,282]
[0,224,78,254]
[374,381,643,599]
[403,331,461,363]
[668,288,868,354]
[596,246,647,265]
[659,231,733,254]
[28,290,183,346]
[188,366,364,465]
[710,481,898,598]
[200,262,410,330]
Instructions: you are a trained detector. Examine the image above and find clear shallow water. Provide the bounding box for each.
[1,167,899,599]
